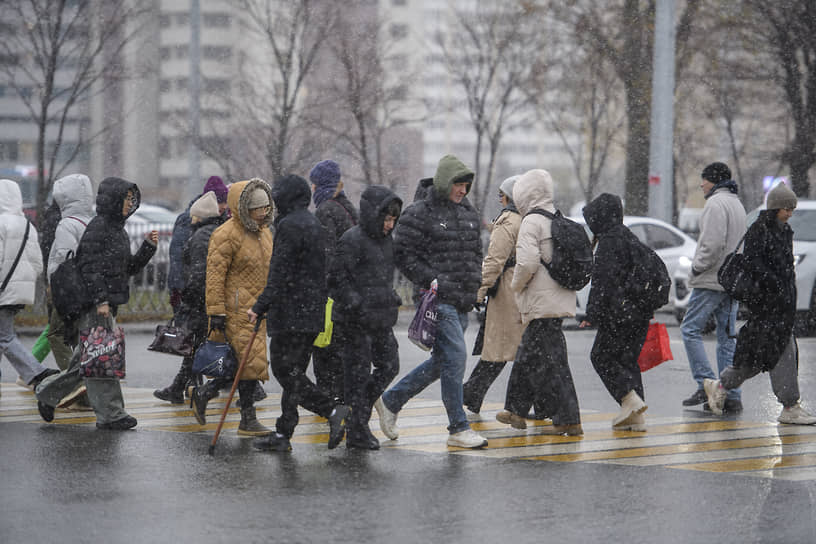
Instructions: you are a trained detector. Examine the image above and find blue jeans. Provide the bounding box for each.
[680,288,740,400]
[382,303,470,434]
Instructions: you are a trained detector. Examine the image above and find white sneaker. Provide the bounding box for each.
[703,378,726,415]
[612,390,647,428]
[374,398,399,440]
[778,402,816,425]
[447,429,488,449]
[15,376,33,391]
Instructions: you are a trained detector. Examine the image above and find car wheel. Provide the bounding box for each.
[795,289,816,337]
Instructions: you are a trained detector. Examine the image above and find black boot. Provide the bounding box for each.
[153,367,188,404]
[189,381,220,425]
[347,423,380,450]
[254,433,292,452]
[327,405,351,449]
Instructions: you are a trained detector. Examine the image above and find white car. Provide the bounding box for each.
[673,200,816,336]
[573,216,698,324]
[124,203,179,288]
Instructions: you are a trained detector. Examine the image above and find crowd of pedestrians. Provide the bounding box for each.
[1,156,814,452]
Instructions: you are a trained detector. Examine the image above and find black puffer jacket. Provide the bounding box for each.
[742,209,797,316]
[176,215,224,336]
[316,193,358,268]
[329,185,403,329]
[583,193,653,327]
[77,177,156,309]
[253,174,328,335]
[395,155,482,311]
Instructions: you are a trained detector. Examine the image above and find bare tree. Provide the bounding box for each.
[303,6,424,191]
[0,0,148,220]
[531,38,626,204]
[558,0,701,215]
[433,2,543,218]
[211,0,336,179]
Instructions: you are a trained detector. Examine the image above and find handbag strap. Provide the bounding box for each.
[1,219,30,292]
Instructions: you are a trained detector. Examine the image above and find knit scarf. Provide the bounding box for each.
[705,179,738,199]
[313,185,342,208]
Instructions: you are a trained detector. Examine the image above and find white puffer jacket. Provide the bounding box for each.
[510,169,576,324]
[0,179,42,306]
[47,174,95,280]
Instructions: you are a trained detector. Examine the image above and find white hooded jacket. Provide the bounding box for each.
[0,178,42,306]
[47,174,95,280]
[510,169,576,323]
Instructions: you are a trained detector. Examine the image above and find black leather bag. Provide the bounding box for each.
[191,329,237,378]
[147,319,195,357]
[717,234,756,304]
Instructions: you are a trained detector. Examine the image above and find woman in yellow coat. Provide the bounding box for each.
[190,178,274,436]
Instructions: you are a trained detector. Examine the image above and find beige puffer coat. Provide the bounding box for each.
[510,169,576,324]
[476,208,525,362]
[205,179,274,381]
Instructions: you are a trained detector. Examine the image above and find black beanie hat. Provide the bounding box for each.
[701,162,732,184]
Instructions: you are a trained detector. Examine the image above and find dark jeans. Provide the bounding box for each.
[335,323,399,435]
[464,360,547,416]
[268,331,335,438]
[313,340,345,403]
[590,318,649,403]
[506,318,580,426]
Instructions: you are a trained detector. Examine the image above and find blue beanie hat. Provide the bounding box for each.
[309,160,341,188]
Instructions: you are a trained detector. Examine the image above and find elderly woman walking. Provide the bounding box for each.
[190,178,275,436]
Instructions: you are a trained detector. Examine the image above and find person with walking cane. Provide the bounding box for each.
[249,174,350,452]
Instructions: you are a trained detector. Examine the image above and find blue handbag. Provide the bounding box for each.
[192,329,237,378]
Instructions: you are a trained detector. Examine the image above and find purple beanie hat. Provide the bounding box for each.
[309,160,341,188]
[203,175,228,203]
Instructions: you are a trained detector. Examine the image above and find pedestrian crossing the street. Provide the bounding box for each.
[3,382,816,481]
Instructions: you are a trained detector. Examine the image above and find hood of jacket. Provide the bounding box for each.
[0,179,24,216]
[359,185,402,239]
[227,178,273,233]
[95,177,140,224]
[53,174,95,219]
[432,154,474,201]
[583,193,623,236]
[271,174,311,221]
[512,169,555,216]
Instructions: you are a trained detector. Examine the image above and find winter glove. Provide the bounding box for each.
[209,315,226,333]
[169,289,182,309]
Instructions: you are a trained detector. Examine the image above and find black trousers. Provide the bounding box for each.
[506,318,580,426]
[313,340,345,403]
[335,323,399,436]
[590,318,649,403]
[268,332,335,438]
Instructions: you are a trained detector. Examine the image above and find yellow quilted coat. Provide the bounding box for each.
[205,179,274,381]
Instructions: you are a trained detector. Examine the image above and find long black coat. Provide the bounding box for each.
[176,215,224,337]
[253,174,327,335]
[583,193,653,328]
[732,209,797,372]
[329,186,403,329]
[77,177,155,308]
[394,183,482,312]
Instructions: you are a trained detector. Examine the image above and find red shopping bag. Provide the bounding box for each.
[637,322,673,372]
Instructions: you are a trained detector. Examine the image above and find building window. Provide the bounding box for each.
[390,23,408,39]
[174,44,188,59]
[203,13,230,28]
[159,47,170,60]
[159,14,171,28]
[175,13,189,26]
[202,46,232,61]
[159,79,171,93]
[0,141,19,161]
[204,78,230,94]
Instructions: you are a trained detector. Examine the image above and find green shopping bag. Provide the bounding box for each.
[32,324,51,362]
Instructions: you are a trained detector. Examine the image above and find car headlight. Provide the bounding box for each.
[793,254,803,268]
[678,255,692,269]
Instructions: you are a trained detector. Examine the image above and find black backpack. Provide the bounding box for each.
[50,249,90,321]
[526,208,593,291]
[626,238,671,312]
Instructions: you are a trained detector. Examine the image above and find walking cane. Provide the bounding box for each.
[208,315,265,455]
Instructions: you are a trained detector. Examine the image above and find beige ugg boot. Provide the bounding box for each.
[612,390,647,429]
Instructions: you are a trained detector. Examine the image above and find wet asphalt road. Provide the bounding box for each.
[2,313,816,543]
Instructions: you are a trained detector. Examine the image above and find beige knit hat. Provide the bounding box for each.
[247,187,270,209]
[190,191,219,219]
[767,182,797,210]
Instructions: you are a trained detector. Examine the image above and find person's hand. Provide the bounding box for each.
[579,320,591,328]
[169,289,182,309]
[97,303,110,317]
[209,315,226,332]
[146,230,158,244]
[247,309,258,323]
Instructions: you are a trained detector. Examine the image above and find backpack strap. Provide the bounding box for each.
[525,208,557,267]
[1,219,31,292]
[66,216,88,227]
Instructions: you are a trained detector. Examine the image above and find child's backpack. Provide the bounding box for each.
[626,238,671,313]
[526,208,593,291]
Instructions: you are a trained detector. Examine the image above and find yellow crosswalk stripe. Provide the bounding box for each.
[4,383,816,480]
